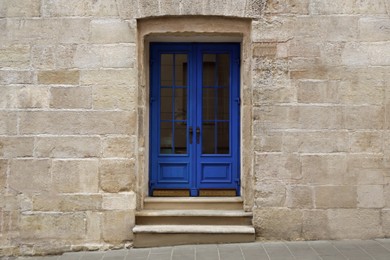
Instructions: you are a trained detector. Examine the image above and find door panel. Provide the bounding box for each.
[150,43,240,196]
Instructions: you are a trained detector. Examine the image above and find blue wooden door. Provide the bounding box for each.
[150,43,240,196]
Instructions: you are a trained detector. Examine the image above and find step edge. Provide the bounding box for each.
[144,197,243,203]
[133,225,255,234]
[136,210,252,217]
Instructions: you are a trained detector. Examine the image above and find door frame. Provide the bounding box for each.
[149,42,241,196]
[136,17,253,210]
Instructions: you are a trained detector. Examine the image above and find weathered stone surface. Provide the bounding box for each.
[92,85,136,110]
[383,209,390,236]
[254,182,286,207]
[102,136,136,158]
[0,112,16,135]
[359,18,390,42]
[253,106,299,129]
[20,213,86,240]
[287,186,313,208]
[102,192,136,210]
[309,0,354,14]
[1,0,41,17]
[345,106,384,130]
[350,131,383,153]
[80,69,136,86]
[0,86,50,109]
[35,136,100,158]
[9,159,51,194]
[116,0,138,19]
[343,42,390,66]
[38,70,80,85]
[50,87,92,109]
[51,159,99,193]
[74,44,135,69]
[357,185,384,208]
[0,70,33,85]
[354,0,388,14]
[253,208,303,240]
[91,19,135,43]
[102,210,134,243]
[297,80,342,104]
[302,210,329,240]
[0,137,34,158]
[255,153,300,181]
[327,209,382,239]
[42,0,118,17]
[58,19,90,44]
[0,45,30,68]
[301,155,349,185]
[245,0,266,18]
[99,159,135,193]
[282,131,348,153]
[298,106,344,129]
[265,0,309,14]
[315,186,357,208]
[32,194,102,211]
[253,132,282,152]
[32,45,77,69]
[0,159,7,193]
[19,111,133,135]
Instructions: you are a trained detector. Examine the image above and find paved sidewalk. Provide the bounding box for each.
[4,239,390,260]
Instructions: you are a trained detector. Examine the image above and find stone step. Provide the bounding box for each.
[136,210,253,225]
[143,197,244,210]
[133,225,255,248]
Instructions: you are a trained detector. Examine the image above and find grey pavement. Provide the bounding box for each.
[3,239,390,260]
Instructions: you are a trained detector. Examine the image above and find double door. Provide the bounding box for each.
[149,43,240,196]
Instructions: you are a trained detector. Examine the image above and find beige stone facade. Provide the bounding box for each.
[1,0,390,256]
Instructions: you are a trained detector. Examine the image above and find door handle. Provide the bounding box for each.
[196,127,200,144]
[189,127,193,144]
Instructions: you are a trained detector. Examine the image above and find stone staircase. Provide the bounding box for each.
[133,197,255,247]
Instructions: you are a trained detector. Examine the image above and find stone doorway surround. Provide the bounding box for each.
[136,17,253,210]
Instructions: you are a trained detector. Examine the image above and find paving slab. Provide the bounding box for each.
[239,243,269,260]
[218,244,245,260]
[285,241,321,260]
[194,244,219,260]
[263,242,294,260]
[332,240,373,260]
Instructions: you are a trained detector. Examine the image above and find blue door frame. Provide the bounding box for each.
[149,43,240,196]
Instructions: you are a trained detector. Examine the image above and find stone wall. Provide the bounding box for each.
[0,0,389,256]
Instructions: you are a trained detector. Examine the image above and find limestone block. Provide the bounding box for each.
[92,85,136,110]
[102,192,136,210]
[309,0,354,14]
[91,19,135,44]
[255,153,300,181]
[253,43,277,58]
[86,211,102,242]
[102,136,136,158]
[99,159,135,193]
[298,80,342,104]
[357,185,384,208]
[0,112,16,135]
[35,136,100,158]
[159,0,180,16]
[348,154,385,170]
[19,111,133,135]
[245,0,266,18]
[354,0,388,14]
[367,43,390,66]
[252,16,296,42]
[137,0,160,17]
[0,70,33,85]
[223,0,247,17]
[319,41,345,67]
[20,213,86,240]
[350,132,383,153]
[253,132,282,152]
[102,210,134,243]
[32,194,102,211]
[43,0,118,17]
[301,155,349,185]
[265,0,309,14]
[253,86,296,105]
[253,106,299,129]
[50,87,92,109]
[52,159,99,193]
[283,131,348,153]
[302,210,329,240]
[115,0,138,18]
[254,182,286,207]
[38,70,80,85]
[343,43,390,66]
[0,159,7,193]
[341,82,384,106]
[315,186,357,209]
[287,186,313,208]
[0,86,48,109]
[0,137,34,158]
[0,45,30,68]
[288,39,320,57]
[81,69,136,86]
[31,45,55,69]
[345,106,384,130]
[58,19,90,44]
[382,209,390,237]
[327,209,382,239]
[1,0,41,17]
[253,208,303,240]
[298,106,344,129]
[180,0,203,15]
[6,19,60,45]
[9,159,51,194]
[74,44,135,69]
[359,18,390,42]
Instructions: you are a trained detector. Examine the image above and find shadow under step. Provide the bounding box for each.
[143,197,244,210]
